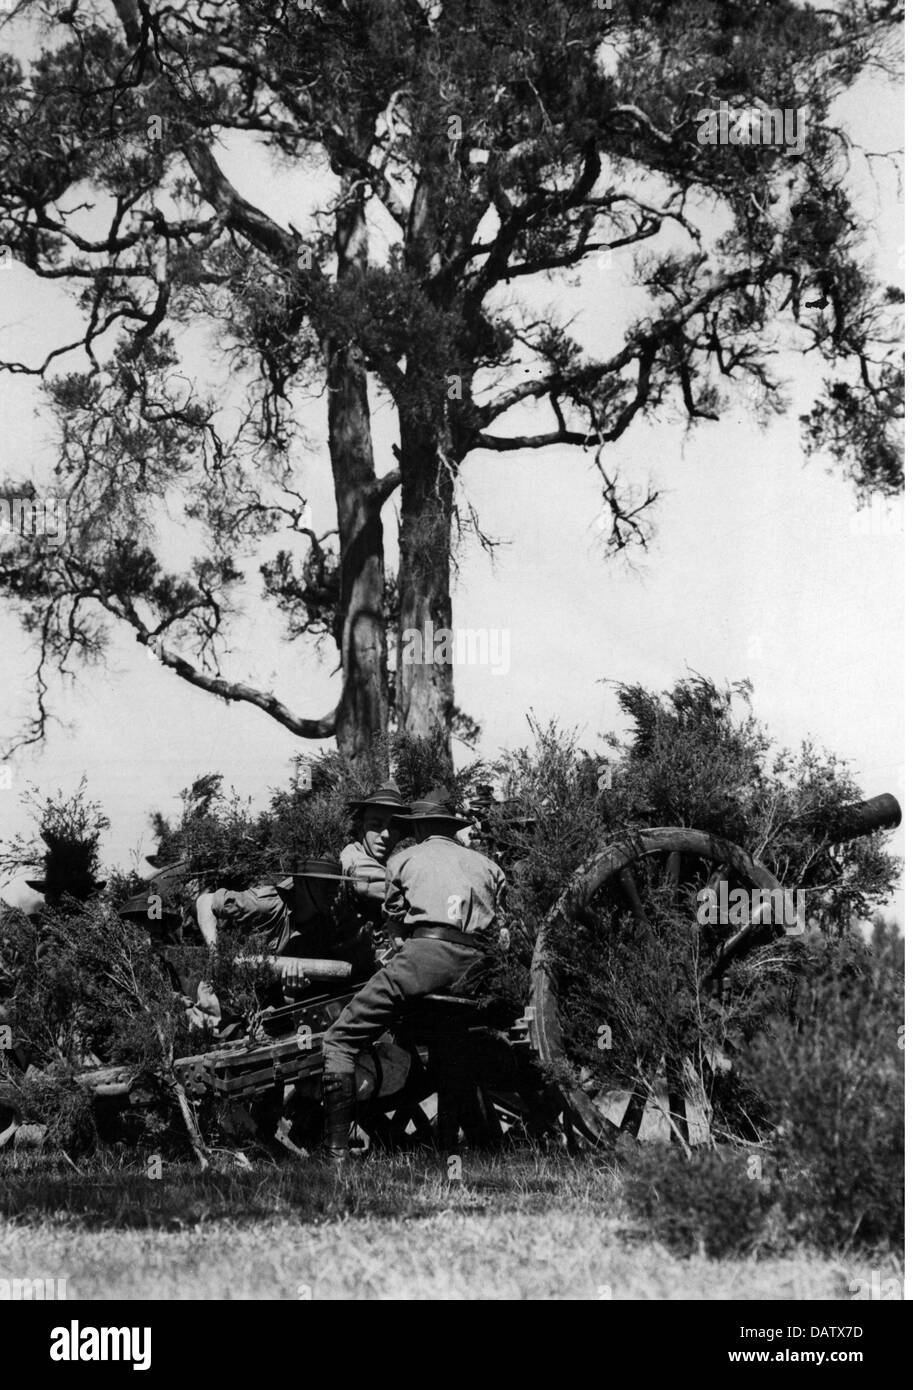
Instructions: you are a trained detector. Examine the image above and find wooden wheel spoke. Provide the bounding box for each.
[618,866,647,922]
[663,850,681,889]
[591,1087,633,1128]
[636,1058,672,1144]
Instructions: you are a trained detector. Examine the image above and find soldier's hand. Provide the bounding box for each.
[279,958,310,988]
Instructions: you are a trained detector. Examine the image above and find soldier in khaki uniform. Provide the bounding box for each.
[321,788,507,1160]
[340,781,408,921]
[194,879,291,950]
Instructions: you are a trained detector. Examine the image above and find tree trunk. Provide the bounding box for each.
[393,173,464,758]
[325,186,388,765]
[395,419,455,748]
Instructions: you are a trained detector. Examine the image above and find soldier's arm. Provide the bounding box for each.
[195,892,218,947]
[382,857,408,936]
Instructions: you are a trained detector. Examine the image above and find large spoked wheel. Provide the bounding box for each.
[527,828,789,1148]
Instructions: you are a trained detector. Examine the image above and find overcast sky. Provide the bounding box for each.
[0,14,904,916]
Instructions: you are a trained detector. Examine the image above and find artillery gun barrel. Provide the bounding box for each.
[808,792,902,847]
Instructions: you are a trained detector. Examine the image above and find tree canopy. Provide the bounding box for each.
[0,0,903,764]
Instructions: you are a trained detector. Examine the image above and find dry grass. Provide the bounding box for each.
[0,1149,894,1300]
[0,1213,883,1301]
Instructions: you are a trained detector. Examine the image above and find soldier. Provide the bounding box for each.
[115,867,227,1032]
[194,876,292,953]
[24,869,106,909]
[116,857,193,940]
[462,782,534,867]
[320,786,507,1161]
[341,781,407,898]
[193,781,407,982]
[195,867,354,993]
[340,780,407,954]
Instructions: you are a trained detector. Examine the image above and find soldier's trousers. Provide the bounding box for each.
[322,938,485,1075]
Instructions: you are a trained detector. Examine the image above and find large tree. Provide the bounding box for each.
[0,0,903,765]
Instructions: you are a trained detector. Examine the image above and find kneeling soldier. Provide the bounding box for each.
[320,786,506,1161]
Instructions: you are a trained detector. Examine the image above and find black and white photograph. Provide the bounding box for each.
[0,0,904,1327]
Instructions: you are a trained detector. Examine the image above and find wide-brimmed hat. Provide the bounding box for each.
[393,786,472,830]
[467,785,535,830]
[285,858,350,884]
[26,877,107,894]
[145,852,180,870]
[346,780,407,815]
[144,858,190,888]
[118,892,156,919]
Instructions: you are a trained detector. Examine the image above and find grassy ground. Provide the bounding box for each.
[0,1149,895,1300]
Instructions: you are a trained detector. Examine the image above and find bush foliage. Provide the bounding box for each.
[622,915,903,1255]
[147,731,478,890]
[742,919,904,1249]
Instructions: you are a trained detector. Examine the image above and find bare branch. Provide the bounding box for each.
[473,263,784,430]
[180,142,297,265]
[138,632,337,740]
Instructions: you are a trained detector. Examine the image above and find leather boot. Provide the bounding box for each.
[322,1071,356,1161]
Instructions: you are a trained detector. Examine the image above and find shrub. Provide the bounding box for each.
[0,778,109,909]
[624,1145,779,1258]
[741,923,904,1250]
[624,926,904,1258]
[10,1068,99,1155]
[604,677,900,931]
[146,735,483,892]
[0,903,184,1070]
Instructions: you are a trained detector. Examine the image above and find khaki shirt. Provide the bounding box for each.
[339,841,388,905]
[384,836,506,939]
[210,885,291,953]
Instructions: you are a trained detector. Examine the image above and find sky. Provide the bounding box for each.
[0,11,904,916]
